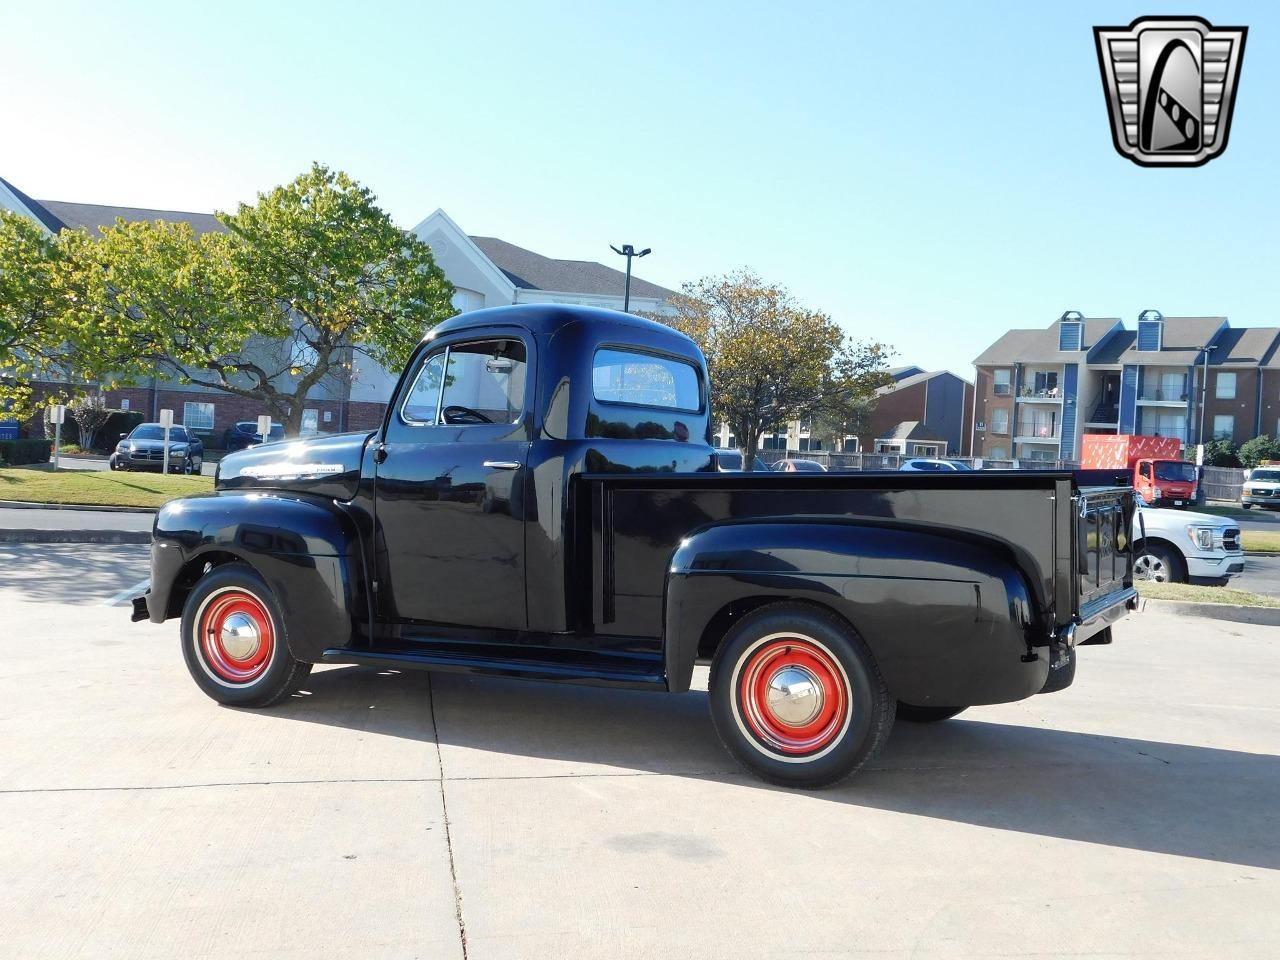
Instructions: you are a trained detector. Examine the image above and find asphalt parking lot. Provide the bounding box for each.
[1,544,1277,959]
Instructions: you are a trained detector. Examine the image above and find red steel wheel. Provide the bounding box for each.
[196,588,276,684]
[734,634,851,758]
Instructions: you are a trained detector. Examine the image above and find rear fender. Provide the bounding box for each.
[148,492,366,662]
[663,521,1046,705]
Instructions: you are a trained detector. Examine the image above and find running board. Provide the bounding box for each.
[319,646,668,690]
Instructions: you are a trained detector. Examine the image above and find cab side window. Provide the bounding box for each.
[1139,463,1151,479]
[399,339,527,426]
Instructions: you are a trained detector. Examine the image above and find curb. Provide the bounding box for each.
[1140,597,1280,626]
[0,529,151,545]
[0,500,157,514]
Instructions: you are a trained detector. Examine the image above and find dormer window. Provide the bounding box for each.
[1058,311,1083,351]
[1137,309,1163,351]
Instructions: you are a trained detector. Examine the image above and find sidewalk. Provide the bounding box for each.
[0,507,152,544]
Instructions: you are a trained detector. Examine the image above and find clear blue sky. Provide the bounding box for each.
[3,1,1275,376]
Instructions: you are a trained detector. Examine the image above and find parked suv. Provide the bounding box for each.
[773,458,827,472]
[109,424,203,474]
[223,420,285,452]
[1241,466,1280,510]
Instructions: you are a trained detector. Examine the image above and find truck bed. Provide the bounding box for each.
[583,470,1129,649]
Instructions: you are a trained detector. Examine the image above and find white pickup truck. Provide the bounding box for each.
[1131,495,1244,584]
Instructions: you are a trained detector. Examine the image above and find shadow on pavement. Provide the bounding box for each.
[268,665,1280,871]
[0,544,149,604]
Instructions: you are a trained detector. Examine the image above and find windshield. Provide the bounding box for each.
[1154,461,1196,482]
[1251,470,1280,483]
[129,426,166,440]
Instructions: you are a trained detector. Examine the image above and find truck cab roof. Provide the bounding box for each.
[425,303,698,350]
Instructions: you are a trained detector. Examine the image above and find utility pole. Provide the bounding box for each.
[1197,343,1218,446]
[610,244,651,312]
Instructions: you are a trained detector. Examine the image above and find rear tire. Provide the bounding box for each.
[896,703,967,722]
[708,602,894,789]
[181,563,311,707]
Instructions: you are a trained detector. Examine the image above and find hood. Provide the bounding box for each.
[1139,504,1234,528]
[216,431,373,500]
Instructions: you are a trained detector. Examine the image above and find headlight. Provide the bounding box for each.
[1187,526,1214,551]
[1153,486,1163,499]
[169,444,187,452]
[127,443,137,452]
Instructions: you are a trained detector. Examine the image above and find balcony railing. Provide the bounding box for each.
[1138,387,1189,402]
[1016,422,1061,440]
[1018,386,1062,399]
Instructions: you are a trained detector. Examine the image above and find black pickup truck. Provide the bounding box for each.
[136,304,1137,787]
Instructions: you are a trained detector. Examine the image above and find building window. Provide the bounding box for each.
[1213,415,1234,440]
[990,407,1009,435]
[987,447,1008,460]
[993,369,1011,396]
[183,402,215,430]
[1215,371,1237,400]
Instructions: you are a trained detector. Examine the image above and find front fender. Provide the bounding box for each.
[148,492,366,662]
[663,521,1045,705]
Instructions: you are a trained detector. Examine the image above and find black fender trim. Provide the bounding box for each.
[663,520,1046,705]
[147,491,365,662]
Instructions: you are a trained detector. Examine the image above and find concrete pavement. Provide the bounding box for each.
[0,545,1277,958]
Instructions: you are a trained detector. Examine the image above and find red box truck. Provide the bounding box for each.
[1080,434,1197,507]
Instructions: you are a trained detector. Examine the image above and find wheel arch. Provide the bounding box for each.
[663,520,1047,705]
[148,492,367,661]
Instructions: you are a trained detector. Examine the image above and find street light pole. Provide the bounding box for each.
[610,244,651,312]
[1198,343,1218,445]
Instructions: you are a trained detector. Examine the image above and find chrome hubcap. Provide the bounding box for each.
[1133,554,1167,582]
[219,612,262,660]
[764,665,823,727]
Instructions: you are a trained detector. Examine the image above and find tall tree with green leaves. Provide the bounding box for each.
[86,164,456,435]
[0,210,73,418]
[654,270,891,469]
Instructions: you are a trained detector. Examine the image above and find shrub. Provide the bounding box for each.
[0,438,53,466]
[1239,435,1280,469]
[100,410,145,450]
[1201,438,1241,467]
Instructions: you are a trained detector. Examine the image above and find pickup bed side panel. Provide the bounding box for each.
[148,492,364,662]
[664,522,1044,704]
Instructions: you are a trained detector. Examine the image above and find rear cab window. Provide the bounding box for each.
[592,348,700,411]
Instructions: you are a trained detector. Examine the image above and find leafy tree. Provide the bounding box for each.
[1201,437,1241,467]
[1239,434,1280,469]
[69,393,112,451]
[85,164,456,436]
[0,211,75,418]
[654,270,891,469]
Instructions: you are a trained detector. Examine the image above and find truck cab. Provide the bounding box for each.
[137,304,1137,789]
[1134,457,1198,507]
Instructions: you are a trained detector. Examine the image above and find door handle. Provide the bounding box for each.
[483,461,521,470]
[372,442,388,464]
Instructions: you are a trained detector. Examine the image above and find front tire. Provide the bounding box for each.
[896,703,967,722]
[181,563,311,707]
[708,602,894,789]
[1132,542,1186,584]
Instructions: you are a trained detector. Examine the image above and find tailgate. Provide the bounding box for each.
[1074,486,1138,640]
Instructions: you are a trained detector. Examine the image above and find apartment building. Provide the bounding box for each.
[972,311,1280,460]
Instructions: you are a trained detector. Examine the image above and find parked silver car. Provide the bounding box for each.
[898,458,972,472]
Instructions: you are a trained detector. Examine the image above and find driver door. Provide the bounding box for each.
[372,333,531,630]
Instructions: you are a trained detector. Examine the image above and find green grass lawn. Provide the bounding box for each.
[1137,580,1280,608]
[0,467,213,508]
[1242,531,1280,553]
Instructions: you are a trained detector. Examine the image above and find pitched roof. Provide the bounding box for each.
[36,199,226,236]
[1113,316,1226,364]
[469,236,676,301]
[878,420,947,441]
[973,317,1121,365]
[1087,329,1135,364]
[876,369,968,395]
[0,177,65,233]
[1206,326,1280,366]
[887,365,925,380]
